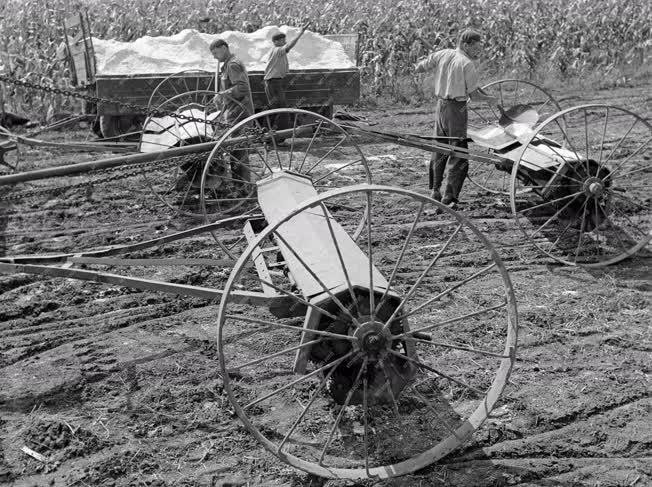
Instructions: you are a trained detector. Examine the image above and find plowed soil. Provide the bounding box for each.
[0,82,650,486]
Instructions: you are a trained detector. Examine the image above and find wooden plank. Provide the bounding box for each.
[95,69,360,115]
[293,306,322,374]
[243,220,277,297]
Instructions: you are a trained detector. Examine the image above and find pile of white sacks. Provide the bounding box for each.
[92,26,355,76]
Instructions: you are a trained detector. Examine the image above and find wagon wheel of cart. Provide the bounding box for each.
[138,89,248,218]
[510,104,651,267]
[467,79,563,195]
[0,126,20,173]
[217,184,518,479]
[146,69,217,113]
[199,108,372,258]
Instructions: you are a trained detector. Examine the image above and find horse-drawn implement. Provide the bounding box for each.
[0,77,649,478]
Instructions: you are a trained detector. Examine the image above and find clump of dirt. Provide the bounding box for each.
[23,419,108,464]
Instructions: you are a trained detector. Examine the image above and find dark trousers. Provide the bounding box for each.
[429,99,469,203]
[264,78,289,130]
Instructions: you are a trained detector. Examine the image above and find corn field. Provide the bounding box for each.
[0,0,650,117]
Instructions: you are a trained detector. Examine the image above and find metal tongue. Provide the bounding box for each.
[498,104,539,128]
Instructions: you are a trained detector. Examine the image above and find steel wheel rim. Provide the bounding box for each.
[510,104,651,267]
[199,108,372,258]
[217,184,518,478]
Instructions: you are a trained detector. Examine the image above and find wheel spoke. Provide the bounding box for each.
[375,202,425,317]
[224,314,357,341]
[318,357,367,464]
[529,192,584,239]
[394,301,507,339]
[388,349,484,395]
[287,113,299,171]
[277,351,344,453]
[305,136,347,175]
[318,202,361,316]
[609,200,649,239]
[231,339,321,371]
[518,191,585,215]
[259,278,339,321]
[596,107,610,170]
[602,135,651,182]
[362,362,371,476]
[311,159,363,185]
[378,360,400,416]
[274,232,362,328]
[244,351,355,409]
[298,120,324,172]
[383,223,463,331]
[366,191,375,319]
[396,263,498,322]
[264,114,283,170]
[408,382,463,441]
[405,336,511,359]
[599,118,641,173]
[572,198,591,262]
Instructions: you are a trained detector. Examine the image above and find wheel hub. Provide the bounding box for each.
[583,177,605,197]
[354,320,392,359]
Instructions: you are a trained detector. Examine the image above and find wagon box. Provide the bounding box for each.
[61,12,360,136]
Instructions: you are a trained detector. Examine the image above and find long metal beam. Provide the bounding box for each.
[0,127,296,186]
[0,262,277,307]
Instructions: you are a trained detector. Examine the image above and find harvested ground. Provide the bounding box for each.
[0,81,650,486]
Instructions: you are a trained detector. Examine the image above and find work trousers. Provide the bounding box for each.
[264,78,289,130]
[429,99,469,203]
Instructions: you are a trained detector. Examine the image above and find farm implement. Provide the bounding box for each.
[1,78,649,266]
[0,77,649,478]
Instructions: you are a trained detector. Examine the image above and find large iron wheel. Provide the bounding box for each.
[146,69,217,112]
[217,184,518,479]
[199,108,372,257]
[510,104,651,266]
[467,79,562,195]
[138,90,248,218]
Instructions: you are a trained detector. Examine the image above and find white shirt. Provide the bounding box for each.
[264,46,289,80]
[415,48,479,101]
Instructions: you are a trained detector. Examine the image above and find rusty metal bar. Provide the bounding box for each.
[343,124,503,165]
[0,127,297,186]
[0,262,275,306]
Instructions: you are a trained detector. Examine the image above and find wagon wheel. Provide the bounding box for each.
[199,108,372,257]
[510,104,651,267]
[138,89,247,218]
[217,185,518,479]
[0,126,20,173]
[146,69,216,112]
[467,79,562,195]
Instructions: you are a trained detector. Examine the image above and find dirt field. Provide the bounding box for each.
[0,81,650,486]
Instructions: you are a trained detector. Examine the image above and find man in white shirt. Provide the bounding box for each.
[415,29,498,207]
[264,23,310,131]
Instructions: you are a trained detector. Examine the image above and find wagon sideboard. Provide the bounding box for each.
[94,69,360,117]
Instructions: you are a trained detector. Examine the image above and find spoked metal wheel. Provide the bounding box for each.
[0,126,20,173]
[510,104,651,267]
[468,79,562,195]
[146,69,217,113]
[138,90,246,218]
[199,108,372,256]
[217,185,518,479]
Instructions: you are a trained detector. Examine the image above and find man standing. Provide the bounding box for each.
[210,39,255,185]
[264,23,310,130]
[415,29,498,208]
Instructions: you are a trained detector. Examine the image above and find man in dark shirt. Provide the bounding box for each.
[210,39,255,186]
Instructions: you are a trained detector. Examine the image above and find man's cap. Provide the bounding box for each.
[210,39,228,50]
[272,32,287,42]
